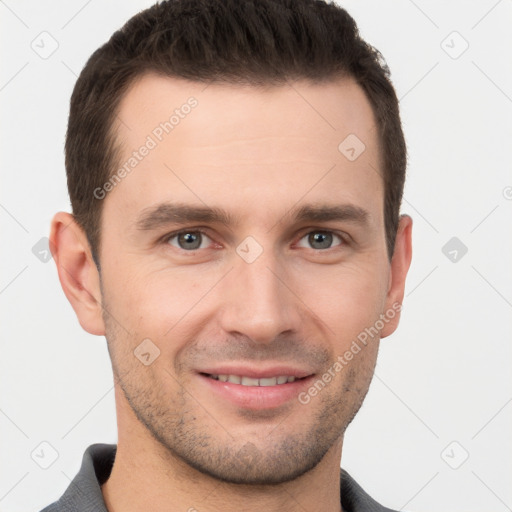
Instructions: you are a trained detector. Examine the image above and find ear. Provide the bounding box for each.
[380,214,413,338]
[49,212,105,336]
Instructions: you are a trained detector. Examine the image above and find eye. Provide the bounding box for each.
[162,228,347,253]
[296,230,346,250]
[164,230,213,251]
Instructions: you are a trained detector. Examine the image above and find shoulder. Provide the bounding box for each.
[340,468,401,512]
[36,443,116,512]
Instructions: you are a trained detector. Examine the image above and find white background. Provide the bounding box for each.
[1,1,511,511]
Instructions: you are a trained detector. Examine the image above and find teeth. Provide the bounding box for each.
[241,376,259,386]
[208,374,298,386]
[259,377,277,386]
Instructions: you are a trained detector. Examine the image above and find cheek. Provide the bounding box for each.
[101,261,210,353]
[302,263,388,345]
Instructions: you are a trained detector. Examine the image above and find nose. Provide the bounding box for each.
[217,245,301,345]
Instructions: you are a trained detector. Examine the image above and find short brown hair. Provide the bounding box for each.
[66,0,406,268]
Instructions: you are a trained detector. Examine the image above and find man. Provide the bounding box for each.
[43,0,412,510]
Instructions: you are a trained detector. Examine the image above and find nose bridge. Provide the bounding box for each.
[219,240,299,344]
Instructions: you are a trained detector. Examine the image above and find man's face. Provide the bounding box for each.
[98,74,394,484]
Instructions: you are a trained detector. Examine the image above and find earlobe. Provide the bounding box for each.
[49,212,106,336]
[380,214,413,338]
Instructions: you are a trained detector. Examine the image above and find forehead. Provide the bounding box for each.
[105,73,383,229]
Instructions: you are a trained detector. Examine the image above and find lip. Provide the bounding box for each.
[196,366,315,410]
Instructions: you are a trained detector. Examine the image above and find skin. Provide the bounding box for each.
[50,73,412,512]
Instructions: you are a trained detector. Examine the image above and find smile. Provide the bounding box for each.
[198,370,314,410]
[205,374,301,386]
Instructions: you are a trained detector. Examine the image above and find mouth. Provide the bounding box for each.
[196,368,315,410]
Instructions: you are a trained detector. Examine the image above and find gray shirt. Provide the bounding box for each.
[39,444,399,512]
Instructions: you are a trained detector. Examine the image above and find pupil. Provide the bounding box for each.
[180,232,200,249]
[311,232,331,249]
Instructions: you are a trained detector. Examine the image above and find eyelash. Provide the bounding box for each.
[160,228,350,252]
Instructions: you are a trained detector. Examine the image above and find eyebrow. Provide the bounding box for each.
[135,201,370,232]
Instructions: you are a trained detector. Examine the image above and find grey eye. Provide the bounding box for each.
[296,231,343,250]
[167,231,211,250]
